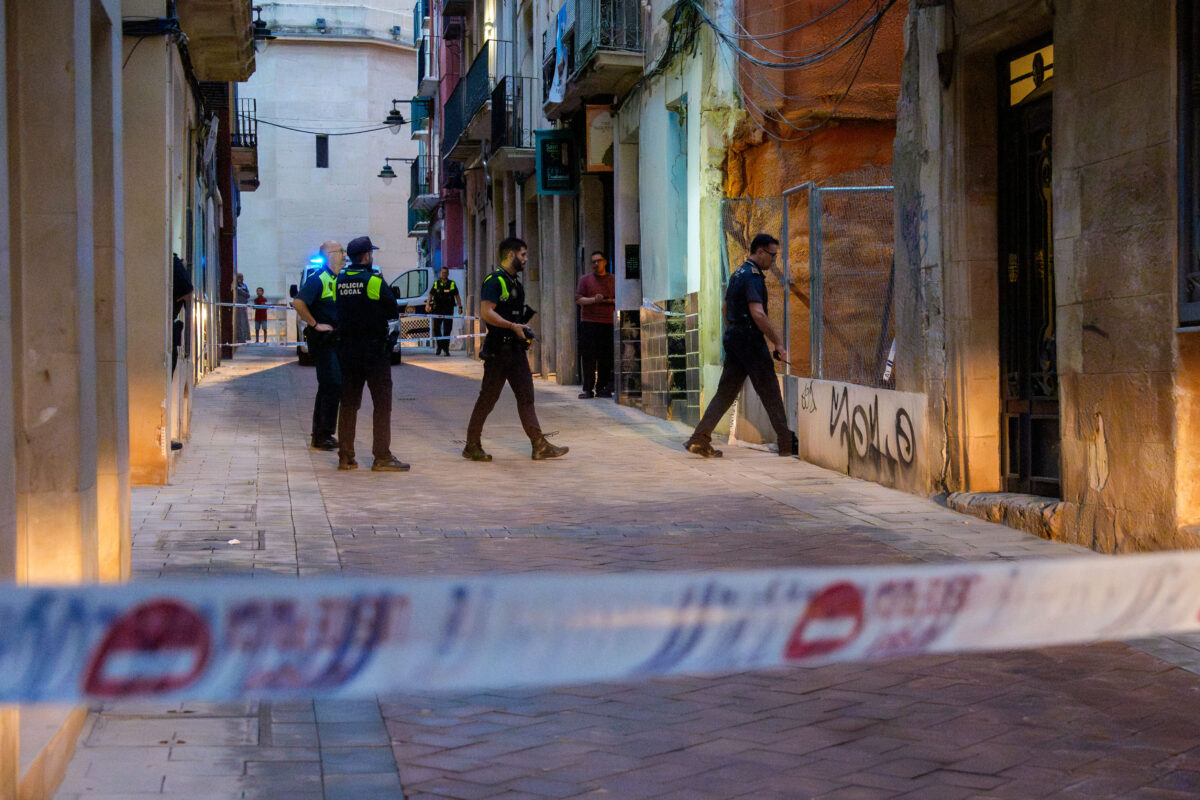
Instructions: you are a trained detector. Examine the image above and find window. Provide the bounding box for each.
[315,134,329,168]
[1180,3,1200,325]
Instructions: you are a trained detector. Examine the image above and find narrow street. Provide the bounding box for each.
[57,350,1200,800]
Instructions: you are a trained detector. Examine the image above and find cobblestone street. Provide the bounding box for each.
[56,350,1200,799]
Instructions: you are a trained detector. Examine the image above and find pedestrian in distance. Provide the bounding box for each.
[293,240,344,451]
[684,233,796,458]
[425,266,462,356]
[575,250,615,399]
[335,236,409,472]
[253,287,269,343]
[463,237,569,462]
[235,273,251,344]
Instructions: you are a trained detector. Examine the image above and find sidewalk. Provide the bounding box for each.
[57,349,1200,799]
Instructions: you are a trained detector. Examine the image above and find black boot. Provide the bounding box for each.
[462,442,492,462]
[684,439,723,458]
[531,436,568,460]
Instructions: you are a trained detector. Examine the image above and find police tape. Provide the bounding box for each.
[3,551,1200,703]
[217,302,293,310]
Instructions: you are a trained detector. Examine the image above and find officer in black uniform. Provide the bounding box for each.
[685,233,795,458]
[293,240,344,450]
[334,236,409,472]
[425,266,462,356]
[463,236,568,462]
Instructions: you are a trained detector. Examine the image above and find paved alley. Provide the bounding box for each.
[56,350,1200,799]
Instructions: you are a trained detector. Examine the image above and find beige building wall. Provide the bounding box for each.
[3,0,127,793]
[895,1,1195,551]
[237,27,419,300]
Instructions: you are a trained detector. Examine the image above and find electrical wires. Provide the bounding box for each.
[683,0,900,141]
[250,118,397,136]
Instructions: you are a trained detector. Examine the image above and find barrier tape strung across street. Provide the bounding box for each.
[3,552,1200,703]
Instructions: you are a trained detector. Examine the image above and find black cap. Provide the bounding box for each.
[346,236,380,257]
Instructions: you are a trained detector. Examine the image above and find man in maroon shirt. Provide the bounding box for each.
[575,250,616,398]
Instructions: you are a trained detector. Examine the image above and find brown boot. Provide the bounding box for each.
[684,440,723,458]
[462,442,493,462]
[337,454,358,470]
[531,436,568,460]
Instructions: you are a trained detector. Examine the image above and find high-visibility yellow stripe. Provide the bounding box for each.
[367,275,382,300]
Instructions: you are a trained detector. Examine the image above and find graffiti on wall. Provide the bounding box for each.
[793,378,925,490]
[828,385,916,469]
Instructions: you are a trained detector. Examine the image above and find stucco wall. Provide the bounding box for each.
[237,38,418,299]
[895,1,1194,551]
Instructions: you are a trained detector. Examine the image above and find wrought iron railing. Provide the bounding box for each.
[463,40,493,123]
[410,96,432,136]
[408,206,430,234]
[412,0,427,46]
[442,79,465,153]
[411,156,431,198]
[232,97,257,148]
[491,76,538,152]
[575,0,643,62]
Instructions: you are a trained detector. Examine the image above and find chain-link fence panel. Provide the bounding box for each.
[816,187,895,387]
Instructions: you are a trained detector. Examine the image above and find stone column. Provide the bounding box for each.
[92,2,130,581]
[10,0,101,582]
[552,195,577,383]
[537,194,556,378]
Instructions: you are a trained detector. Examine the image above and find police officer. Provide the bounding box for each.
[684,233,795,458]
[293,240,344,450]
[334,236,408,472]
[463,237,568,461]
[425,267,462,356]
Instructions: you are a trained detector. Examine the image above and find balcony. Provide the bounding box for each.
[441,0,472,18]
[408,207,431,237]
[543,0,643,118]
[231,97,259,191]
[489,76,537,172]
[443,39,512,162]
[417,38,438,97]
[410,97,432,141]
[412,0,428,46]
[410,156,440,211]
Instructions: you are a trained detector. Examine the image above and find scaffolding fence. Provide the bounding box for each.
[722,183,895,389]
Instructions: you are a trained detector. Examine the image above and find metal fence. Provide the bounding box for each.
[721,185,895,388]
[784,183,895,388]
[490,76,538,152]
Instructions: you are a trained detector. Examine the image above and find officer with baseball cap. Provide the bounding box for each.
[334,236,408,471]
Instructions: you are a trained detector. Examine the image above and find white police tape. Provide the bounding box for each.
[3,551,1200,703]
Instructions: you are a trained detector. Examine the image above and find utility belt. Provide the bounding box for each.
[303,326,339,348]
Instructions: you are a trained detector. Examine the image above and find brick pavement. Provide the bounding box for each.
[56,349,1200,799]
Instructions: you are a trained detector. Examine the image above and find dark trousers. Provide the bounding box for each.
[337,345,392,460]
[466,343,544,444]
[579,321,613,393]
[311,341,341,439]
[690,330,791,449]
[432,315,453,354]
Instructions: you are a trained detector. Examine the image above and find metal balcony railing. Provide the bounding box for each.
[463,40,493,123]
[410,96,432,136]
[417,38,427,86]
[232,97,257,148]
[490,76,538,153]
[408,206,430,235]
[576,0,643,62]
[541,0,642,103]
[413,0,427,46]
[442,79,466,153]
[411,157,431,198]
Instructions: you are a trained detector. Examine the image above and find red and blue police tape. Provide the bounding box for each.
[3,551,1197,702]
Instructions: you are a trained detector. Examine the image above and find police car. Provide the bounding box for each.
[291,262,433,366]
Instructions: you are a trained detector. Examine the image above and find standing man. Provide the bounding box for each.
[335,236,408,472]
[235,274,251,344]
[425,266,462,356]
[253,287,269,343]
[463,237,569,462]
[575,250,615,399]
[684,233,795,458]
[293,240,344,450]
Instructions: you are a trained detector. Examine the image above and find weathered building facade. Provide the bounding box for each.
[2,0,256,794]
[895,0,1199,551]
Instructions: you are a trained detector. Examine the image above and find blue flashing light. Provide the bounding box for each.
[309,255,325,266]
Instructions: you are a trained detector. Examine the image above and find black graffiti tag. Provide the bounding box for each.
[829,387,916,468]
